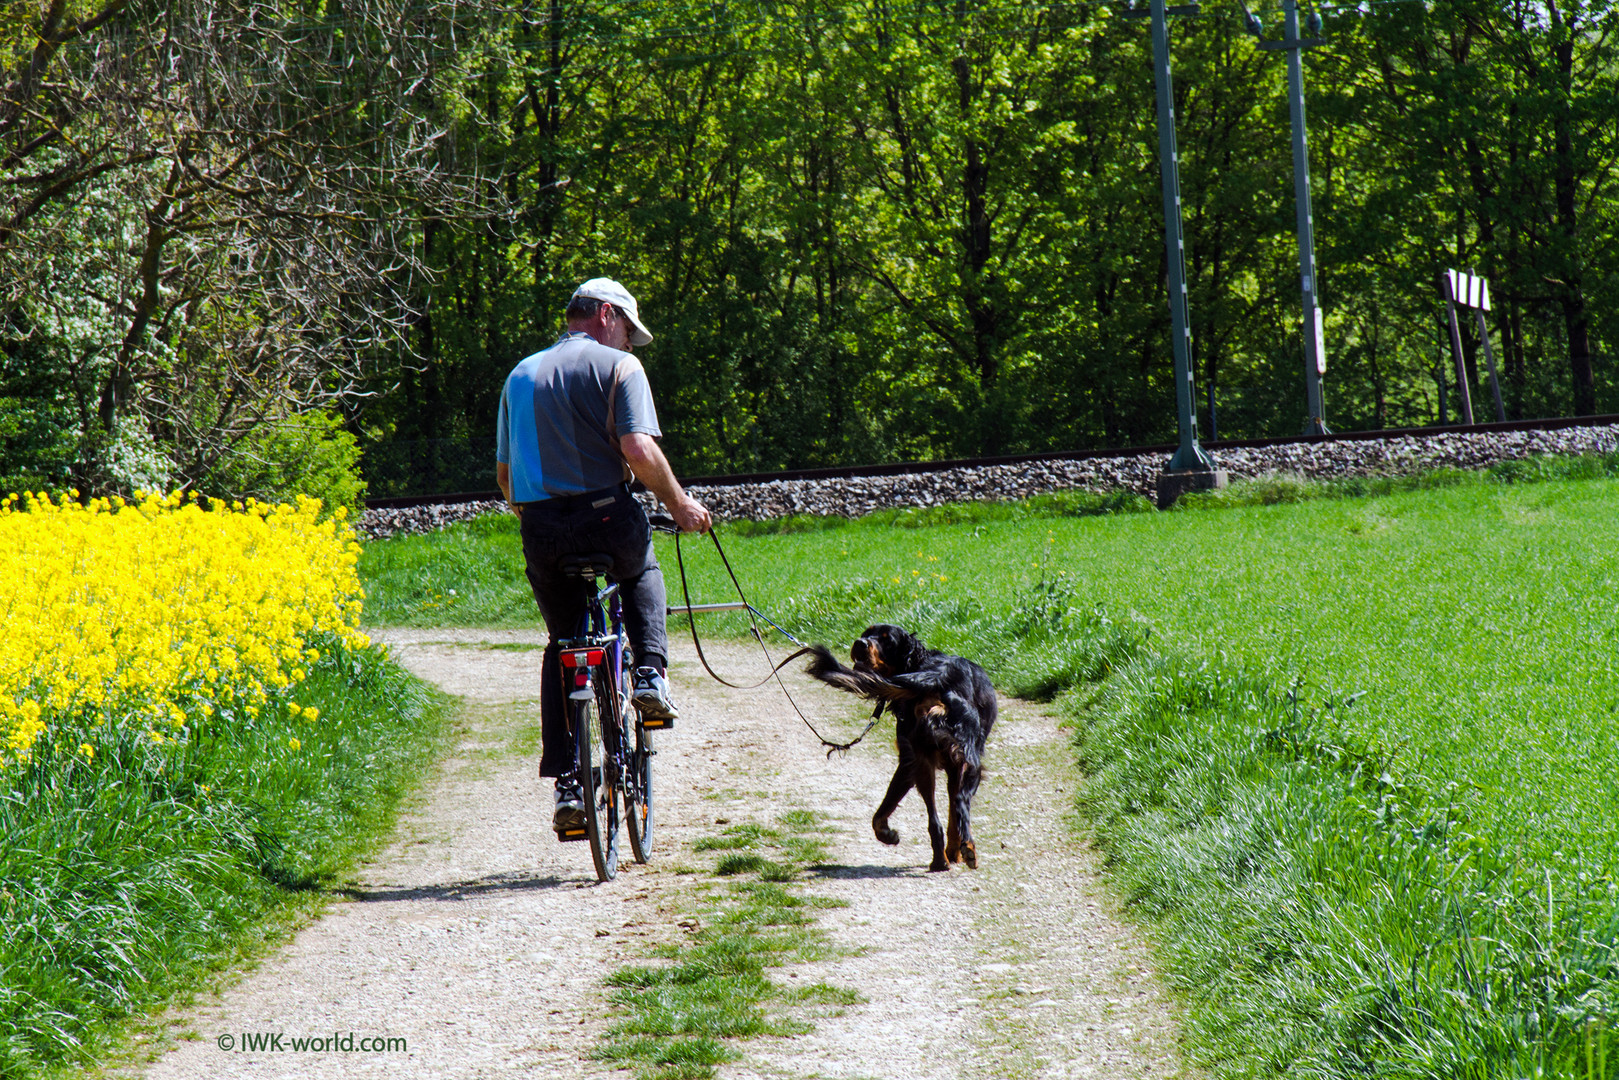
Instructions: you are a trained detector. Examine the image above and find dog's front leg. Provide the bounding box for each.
[914,766,947,871]
[871,757,913,846]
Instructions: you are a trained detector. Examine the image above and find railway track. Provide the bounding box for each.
[359,413,1619,537]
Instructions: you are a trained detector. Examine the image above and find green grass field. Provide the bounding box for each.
[359,456,1619,1077]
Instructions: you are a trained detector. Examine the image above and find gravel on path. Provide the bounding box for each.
[138,633,1182,1079]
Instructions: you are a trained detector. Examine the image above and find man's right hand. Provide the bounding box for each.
[670,495,712,535]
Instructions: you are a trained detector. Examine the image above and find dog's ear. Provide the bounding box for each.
[901,630,929,670]
[873,624,922,672]
[862,626,890,670]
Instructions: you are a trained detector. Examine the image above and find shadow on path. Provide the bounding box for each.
[806,862,932,881]
[334,869,579,903]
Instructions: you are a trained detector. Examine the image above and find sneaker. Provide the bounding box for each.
[631,666,679,724]
[553,776,585,830]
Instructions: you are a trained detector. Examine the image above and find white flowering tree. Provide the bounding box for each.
[0,0,501,496]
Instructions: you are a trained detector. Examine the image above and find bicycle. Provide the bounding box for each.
[552,522,675,881]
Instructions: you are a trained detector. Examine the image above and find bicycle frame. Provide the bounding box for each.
[555,574,648,880]
[557,579,627,709]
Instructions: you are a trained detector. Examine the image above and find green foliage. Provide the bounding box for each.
[0,642,449,1074]
[1489,450,1619,485]
[1,0,479,500]
[366,0,1618,475]
[8,0,1618,494]
[1064,476,1619,1076]
[0,393,76,496]
[1071,651,1619,1075]
[201,410,368,517]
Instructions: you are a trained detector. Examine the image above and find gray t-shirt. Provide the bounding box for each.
[496,333,662,502]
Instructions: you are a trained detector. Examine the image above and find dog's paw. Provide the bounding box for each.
[960,840,977,869]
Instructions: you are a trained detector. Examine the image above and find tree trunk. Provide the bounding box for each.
[953,57,997,395]
[524,0,566,284]
[101,185,174,443]
[1551,20,1595,415]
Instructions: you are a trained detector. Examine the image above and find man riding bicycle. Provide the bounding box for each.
[495,278,712,832]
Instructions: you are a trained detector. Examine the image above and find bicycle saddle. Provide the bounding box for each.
[558,552,614,579]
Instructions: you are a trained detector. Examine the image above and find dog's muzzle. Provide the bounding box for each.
[852,637,887,673]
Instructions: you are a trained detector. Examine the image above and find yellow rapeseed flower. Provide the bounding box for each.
[0,491,366,761]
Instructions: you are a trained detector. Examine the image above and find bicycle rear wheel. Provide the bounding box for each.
[626,723,654,863]
[574,692,619,881]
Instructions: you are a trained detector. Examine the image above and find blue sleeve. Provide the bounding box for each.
[495,381,511,463]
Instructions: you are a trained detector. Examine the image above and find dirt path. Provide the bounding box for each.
[139,631,1183,1079]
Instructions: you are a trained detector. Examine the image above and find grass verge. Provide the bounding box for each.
[1069,650,1619,1077]
[355,488,1152,627]
[1,643,450,1077]
[1175,446,1619,510]
[595,810,859,1080]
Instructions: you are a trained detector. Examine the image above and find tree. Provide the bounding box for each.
[0,0,497,495]
[1324,0,1619,420]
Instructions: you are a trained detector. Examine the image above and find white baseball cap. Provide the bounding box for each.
[572,277,653,347]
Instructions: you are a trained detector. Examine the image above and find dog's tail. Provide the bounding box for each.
[803,645,949,702]
[802,645,910,701]
[804,645,981,768]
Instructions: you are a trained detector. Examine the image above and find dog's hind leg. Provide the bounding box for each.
[914,765,948,872]
[944,767,962,864]
[952,762,982,869]
[871,757,913,846]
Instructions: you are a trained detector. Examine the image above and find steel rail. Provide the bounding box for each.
[364,411,1619,510]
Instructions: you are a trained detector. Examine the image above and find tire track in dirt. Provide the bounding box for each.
[137,631,1182,1079]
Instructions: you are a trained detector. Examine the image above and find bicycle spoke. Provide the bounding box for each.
[627,723,654,863]
[576,691,618,881]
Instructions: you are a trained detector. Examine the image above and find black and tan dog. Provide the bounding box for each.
[805,625,996,871]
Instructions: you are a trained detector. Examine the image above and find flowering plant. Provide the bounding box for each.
[0,489,368,761]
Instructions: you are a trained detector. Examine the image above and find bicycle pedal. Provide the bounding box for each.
[638,717,674,731]
[554,826,589,842]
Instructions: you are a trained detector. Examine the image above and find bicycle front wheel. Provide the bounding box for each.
[574,693,619,881]
[626,724,654,863]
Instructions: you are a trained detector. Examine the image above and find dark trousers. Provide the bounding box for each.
[519,486,668,778]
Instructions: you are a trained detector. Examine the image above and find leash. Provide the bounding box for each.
[670,525,880,756]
